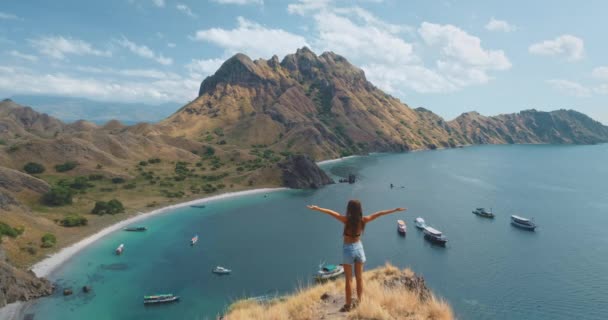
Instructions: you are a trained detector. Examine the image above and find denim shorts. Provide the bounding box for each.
[343,241,366,265]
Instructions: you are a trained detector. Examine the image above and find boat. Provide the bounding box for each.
[397,220,407,235]
[423,227,448,245]
[143,293,180,305]
[124,226,147,231]
[472,208,495,218]
[190,235,199,246]
[115,244,124,255]
[511,215,537,230]
[190,205,206,209]
[315,263,344,281]
[414,217,427,229]
[212,266,232,275]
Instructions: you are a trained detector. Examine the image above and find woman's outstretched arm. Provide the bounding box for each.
[307,205,347,223]
[363,208,406,223]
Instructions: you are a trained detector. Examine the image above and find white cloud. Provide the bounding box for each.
[29,36,111,60]
[8,50,38,62]
[186,58,224,79]
[418,22,511,70]
[176,4,197,17]
[591,66,608,81]
[117,37,173,65]
[211,0,263,5]
[74,66,181,79]
[167,42,176,48]
[288,0,331,15]
[0,11,20,20]
[152,0,165,7]
[529,34,584,61]
[594,84,608,95]
[485,18,516,32]
[192,17,309,59]
[0,65,197,104]
[547,79,591,97]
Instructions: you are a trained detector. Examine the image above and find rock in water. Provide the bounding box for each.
[63,288,73,296]
[0,257,53,307]
[279,155,334,189]
[83,285,92,293]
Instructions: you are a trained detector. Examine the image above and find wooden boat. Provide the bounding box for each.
[190,235,199,246]
[414,217,427,229]
[124,226,147,231]
[423,227,448,246]
[115,244,124,255]
[212,266,232,275]
[511,215,537,230]
[397,220,407,235]
[143,293,180,304]
[472,208,495,218]
[315,263,344,281]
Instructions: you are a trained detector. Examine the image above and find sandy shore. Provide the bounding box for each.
[32,187,285,278]
[316,155,359,166]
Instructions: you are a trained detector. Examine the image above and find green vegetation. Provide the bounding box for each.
[41,233,57,248]
[91,199,125,215]
[7,144,19,152]
[65,176,93,190]
[0,222,24,243]
[148,158,161,164]
[111,177,126,184]
[60,214,88,227]
[55,161,78,172]
[23,162,45,174]
[0,138,5,145]
[88,174,104,181]
[42,186,73,206]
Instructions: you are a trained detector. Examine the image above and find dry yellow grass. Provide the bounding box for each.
[225,263,453,320]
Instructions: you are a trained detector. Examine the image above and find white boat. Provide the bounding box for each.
[414,217,427,229]
[397,220,407,235]
[115,244,124,255]
[511,215,537,231]
[190,235,199,246]
[212,266,232,275]
[315,263,344,281]
[423,227,447,245]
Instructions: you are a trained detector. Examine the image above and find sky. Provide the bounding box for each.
[1,0,607,123]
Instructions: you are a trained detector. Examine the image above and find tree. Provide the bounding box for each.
[55,161,78,172]
[23,162,45,174]
[41,233,57,248]
[42,186,73,206]
[111,177,126,184]
[91,199,125,215]
[60,214,88,227]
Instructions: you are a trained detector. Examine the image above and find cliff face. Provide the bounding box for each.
[161,48,608,160]
[279,155,334,189]
[0,250,53,307]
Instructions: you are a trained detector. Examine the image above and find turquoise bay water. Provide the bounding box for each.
[25,145,608,319]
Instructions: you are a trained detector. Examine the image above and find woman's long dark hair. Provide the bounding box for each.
[345,199,363,236]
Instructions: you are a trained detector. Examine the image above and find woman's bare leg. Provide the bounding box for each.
[354,262,364,302]
[343,264,353,307]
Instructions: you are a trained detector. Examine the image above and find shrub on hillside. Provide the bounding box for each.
[111,177,126,184]
[55,161,78,172]
[91,199,125,215]
[23,162,45,174]
[0,222,23,242]
[88,174,104,181]
[41,233,57,248]
[60,214,88,227]
[42,186,73,206]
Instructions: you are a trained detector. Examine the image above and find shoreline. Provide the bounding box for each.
[31,187,285,278]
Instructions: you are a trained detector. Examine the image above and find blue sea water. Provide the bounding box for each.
[24,144,608,319]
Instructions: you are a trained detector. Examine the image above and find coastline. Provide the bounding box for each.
[316,155,359,166]
[31,187,285,278]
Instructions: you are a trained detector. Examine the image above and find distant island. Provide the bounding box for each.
[1,47,608,309]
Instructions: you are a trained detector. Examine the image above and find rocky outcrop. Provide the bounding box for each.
[0,250,53,307]
[0,167,50,210]
[279,155,334,189]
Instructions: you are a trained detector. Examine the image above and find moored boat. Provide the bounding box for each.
[190,235,199,245]
[423,227,447,245]
[190,205,206,209]
[472,208,495,218]
[397,220,407,235]
[124,226,147,232]
[315,263,344,281]
[115,244,124,255]
[212,266,232,275]
[143,293,180,304]
[511,215,537,230]
[414,217,427,229]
